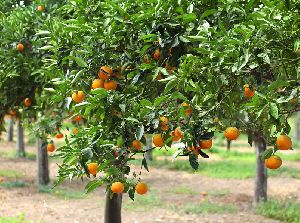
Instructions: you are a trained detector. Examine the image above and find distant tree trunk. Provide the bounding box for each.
[144,134,153,161]
[7,118,14,142]
[253,133,267,206]
[16,119,25,158]
[37,138,50,185]
[295,112,300,141]
[104,193,122,223]
[226,140,231,151]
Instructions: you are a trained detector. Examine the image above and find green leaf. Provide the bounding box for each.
[269,103,279,119]
[74,56,88,68]
[189,153,199,170]
[200,9,218,20]
[164,78,177,93]
[85,180,103,193]
[71,70,85,85]
[261,148,273,160]
[135,126,144,140]
[142,158,149,172]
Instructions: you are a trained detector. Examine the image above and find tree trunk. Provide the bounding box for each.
[253,133,267,206]
[295,112,300,141]
[16,119,25,158]
[37,138,50,185]
[7,118,14,142]
[144,134,153,161]
[226,140,231,152]
[104,192,122,223]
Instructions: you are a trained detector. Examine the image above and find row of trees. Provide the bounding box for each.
[0,0,299,222]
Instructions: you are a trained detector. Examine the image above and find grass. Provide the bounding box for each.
[39,186,87,200]
[174,201,237,214]
[169,186,200,195]
[0,214,32,223]
[0,150,36,160]
[124,192,162,211]
[0,169,24,178]
[0,181,28,188]
[256,199,300,223]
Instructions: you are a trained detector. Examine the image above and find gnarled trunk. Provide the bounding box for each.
[16,119,25,158]
[37,138,50,185]
[104,192,122,223]
[253,133,267,206]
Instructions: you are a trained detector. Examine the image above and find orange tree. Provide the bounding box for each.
[42,0,299,222]
[0,1,66,184]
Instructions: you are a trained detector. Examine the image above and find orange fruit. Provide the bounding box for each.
[265,155,282,169]
[276,135,292,150]
[47,143,55,152]
[153,49,160,61]
[72,127,79,134]
[37,5,45,12]
[24,98,31,107]
[104,80,117,91]
[182,102,192,116]
[189,146,199,156]
[56,133,64,139]
[72,91,85,103]
[98,66,112,80]
[171,127,183,142]
[160,116,168,125]
[244,84,255,98]
[135,182,148,195]
[131,140,142,151]
[91,79,104,89]
[9,110,17,116]
[161,124,169,131]
[224,127,239,141]
[111,182,124,194]
[143,55,150,64]
[153,134,164,147]
[199,139,212,150]
[112,66,122,79]
[88,162,98,175]
[73,115,81,122]
[16,43,24,52]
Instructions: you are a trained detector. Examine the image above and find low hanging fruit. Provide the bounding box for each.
[56,133,64,139]
[98,65,113,80]
[24,98,31,107]
[72,91,85,103]
[276,135,292,150]
[87,162,99,175]
[243,84,255,98]
[131,140,142,151]
[16,43,24,52]
[265,155,282,169]
[47,143,55,152]
[73,115,81,122]
[161,124,169,131]
[104,80,117,91]
[153,134,164,147]
[199,139,213,150]
[111,182,124,194]
[72,128,79,134]
[171,127,183,142]
[37,5,45,12]
[153,48,161,61]
[135,182,148,195]
[224,127,239,141]
[182,102,192,116]
[160,116,168,125]
[91,79,104,89]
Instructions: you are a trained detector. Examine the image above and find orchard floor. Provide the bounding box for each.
[0,140,299,223]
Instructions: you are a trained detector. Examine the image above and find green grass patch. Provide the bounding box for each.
[0,214,32,223]
[177,201,236,214]
[0,170,23,178]
[256,199,300,223]
[0,181,28,188]
[39,186,87,199]
[0,150,36,160]
[124,192,162,210]
[169,186,199,195]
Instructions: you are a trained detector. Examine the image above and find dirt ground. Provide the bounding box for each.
[0,140,299,223]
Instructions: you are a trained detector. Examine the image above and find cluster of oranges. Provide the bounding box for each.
[87,162,148,195]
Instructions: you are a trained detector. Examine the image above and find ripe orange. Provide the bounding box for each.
[73,115,81,122]
[182,102,192,116]
[143,55,150,64]
[244,84,255,98]
[72,91,85,103]
[16,43,24,52]
[98,66,112,80]
[153,49,160,61]
[111,182,124,194]
[265,155,282,169]
[91,79,104,89]
[199,139,212,150]
[160,116,168,125]
[24,98,31,107]
[224,127,239,141]
[189,146,199,156]
[88,162,98,175]
[171,127,183,142]
[276,135,292,150]
[161,124,169,131]
[131,140,142,151]
[47,143,55,152]
[135,182,148,195]
[9,110,17,116]
[104,80,117,91]
[153,134,164,147]
[112,66,122,79]
[72,127,79,134]
[37,5,45,12]
[56,133,64,139]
